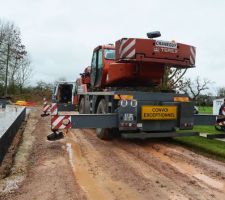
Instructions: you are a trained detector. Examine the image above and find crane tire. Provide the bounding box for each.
[96,99,113,140]
[215,125,225,132]
[79,97,85,114]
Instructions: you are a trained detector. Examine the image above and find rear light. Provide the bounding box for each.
[174,97,189,102]
[119,99,128,107]
[62,118,70,126]
[130,99,138,107]
[120,122,136,127]
[181,122,193,129]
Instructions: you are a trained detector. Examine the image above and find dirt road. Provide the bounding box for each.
[1,109,225,199]
[65,129,225,200]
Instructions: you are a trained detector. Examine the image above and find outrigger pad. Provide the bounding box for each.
[47,132,64,141]
[41,113,50,117]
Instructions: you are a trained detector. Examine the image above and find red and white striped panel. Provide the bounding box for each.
[50,103,58,115]
[43,104,50,112]
[190,46,196,65]
[222,107,225,116]
[78,84,88,93]
[51,115,71,130]
[119,38,136,59]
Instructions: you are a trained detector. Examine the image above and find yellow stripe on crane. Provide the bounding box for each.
[114,95,133,100]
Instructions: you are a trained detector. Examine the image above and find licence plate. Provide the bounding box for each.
[141,106,177,120]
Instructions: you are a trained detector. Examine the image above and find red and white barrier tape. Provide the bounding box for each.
[50,103,58,115]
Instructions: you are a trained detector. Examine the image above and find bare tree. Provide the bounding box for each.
[8,44,27,92]
[0,19,29,95]
[180,76,211,101]
[161,67,187,92]
[217,87,225,98]
[16,54,32,93]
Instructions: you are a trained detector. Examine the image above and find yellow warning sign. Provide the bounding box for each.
[141,106,177,120]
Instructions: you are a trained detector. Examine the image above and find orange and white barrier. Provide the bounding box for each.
[43,104,50,113]
[50,103,58,115]
[42,98,51,116]
[51,115,71,130]
[50,103,71,131]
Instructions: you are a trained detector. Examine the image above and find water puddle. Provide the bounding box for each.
[66,142,112,200]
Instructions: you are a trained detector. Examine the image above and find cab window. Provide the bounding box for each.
[91,51,97,68]
[104,49,115,60]
[97,49,103,68]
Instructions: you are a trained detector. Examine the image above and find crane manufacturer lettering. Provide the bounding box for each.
[155,40,177,49]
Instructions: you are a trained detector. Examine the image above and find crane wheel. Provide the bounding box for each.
[96,99,113,140]
[79,97,85,114]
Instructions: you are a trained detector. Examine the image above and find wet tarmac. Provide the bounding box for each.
[0,105,25,138]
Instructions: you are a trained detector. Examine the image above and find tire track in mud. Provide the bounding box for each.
[83,130,224,199]
[142,143,225,186]
[112,140,225,198]
[66,130,145,200]
[67,129,225,200]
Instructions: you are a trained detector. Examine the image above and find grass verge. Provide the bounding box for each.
[173,136,225,162]
[198,106,212,114]
[193,125,221,134]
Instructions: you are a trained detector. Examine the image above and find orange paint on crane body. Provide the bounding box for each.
[79,37,196,89]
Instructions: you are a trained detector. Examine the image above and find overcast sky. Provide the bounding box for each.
[0,0,225,93]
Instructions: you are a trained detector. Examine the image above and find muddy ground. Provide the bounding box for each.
[1,108,225,200]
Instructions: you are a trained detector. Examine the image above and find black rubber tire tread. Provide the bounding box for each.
[79,98,85,114]
[215,125,225,132]
[96,99,113,140]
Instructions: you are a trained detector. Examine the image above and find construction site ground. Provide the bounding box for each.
[1,108,225,200]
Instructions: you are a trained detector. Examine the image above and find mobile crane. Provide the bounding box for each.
[50,32,216,140]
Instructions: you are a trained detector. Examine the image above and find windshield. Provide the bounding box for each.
[104,49,115,60]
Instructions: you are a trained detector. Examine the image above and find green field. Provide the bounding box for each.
[193,125,220,134]
[198,106,212,114]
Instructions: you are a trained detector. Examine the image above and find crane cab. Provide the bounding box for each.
[90,45,115,89]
